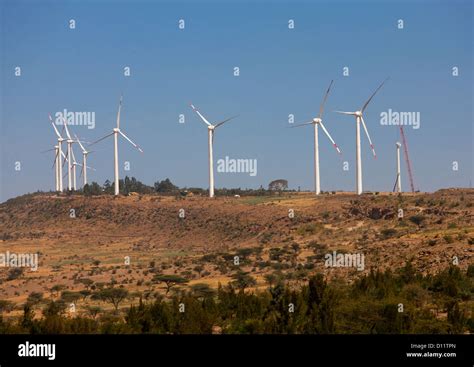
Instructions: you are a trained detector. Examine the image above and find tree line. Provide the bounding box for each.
[0,264,472,334]
[80,177,293,196]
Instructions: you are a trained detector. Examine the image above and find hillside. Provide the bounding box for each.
[0,189,472,309]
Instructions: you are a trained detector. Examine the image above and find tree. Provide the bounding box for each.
[154,178,178,193]
[0,300,15,313]
[193,265,204,277]
[78,278,94,290]
[79,290,91,301]
[26,292,43,306]
[103,180,113,194]
[409,214,425,227]
[61,291,81,306]
[268,179,288,192]
[83,182,102,196]
[152,275,188,295]
[7,268,23,281]
[51,284,66,298]
[84,305,102,319]
[190,283,216,299]
[231,271,256,291]
[97,288,129,311]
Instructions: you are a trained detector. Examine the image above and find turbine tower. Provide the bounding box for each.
[54,145,60,191]
[90,95,143,196]
[70,148,79,191]
[75,133,93,187]
[291,80,341,195]
[395,142,402,193]
[60,115,75,191]
[335,78,388,195]
[190,104,239,198]
[48,114,64,192]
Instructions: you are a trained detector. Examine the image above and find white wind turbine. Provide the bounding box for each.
[290,80,341,195]
[334,78,388,195]
[75,133,94,187]
[190,104,239,198]
[90,95,143,196]
[48,114,64,192]
[40,145,61,191]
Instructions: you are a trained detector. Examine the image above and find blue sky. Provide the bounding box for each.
[1,0,472,201]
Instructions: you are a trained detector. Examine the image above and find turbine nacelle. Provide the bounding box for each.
[312,118,322,124]
[396,142,401,148]
[355,111,362,118]
[113,128,120,133]
[208,125,215,131]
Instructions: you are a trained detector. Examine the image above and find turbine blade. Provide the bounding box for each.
[119,130,144,153]
[214,115,239,129]
[360,116,376,158]
[361,77,389,113]
[334,110,356,115]
[70,148,77,164]
[318,80,334,119]
[89,132,114,146]
[52,150,59,169]
[116,95,123,129]
[319,121,341,154]
[289,121,313,128]
[62,115,73,140]
[62,150,68,168]
[74,133,87,152]
[80,164,84,178]
[190,104,212,126]
[48,114,62,138]
[41,148,56,153]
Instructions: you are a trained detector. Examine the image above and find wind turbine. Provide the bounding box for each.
[190,104,239,198]
[393,142,402,193]
[48,114,64,192]
[90,95,143,196]
[41,145,60,191]
[60,114,76,191]
[70,148,79,191]
[75,133,94,187]
[334,78,388,195]
[290,80,341,195]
